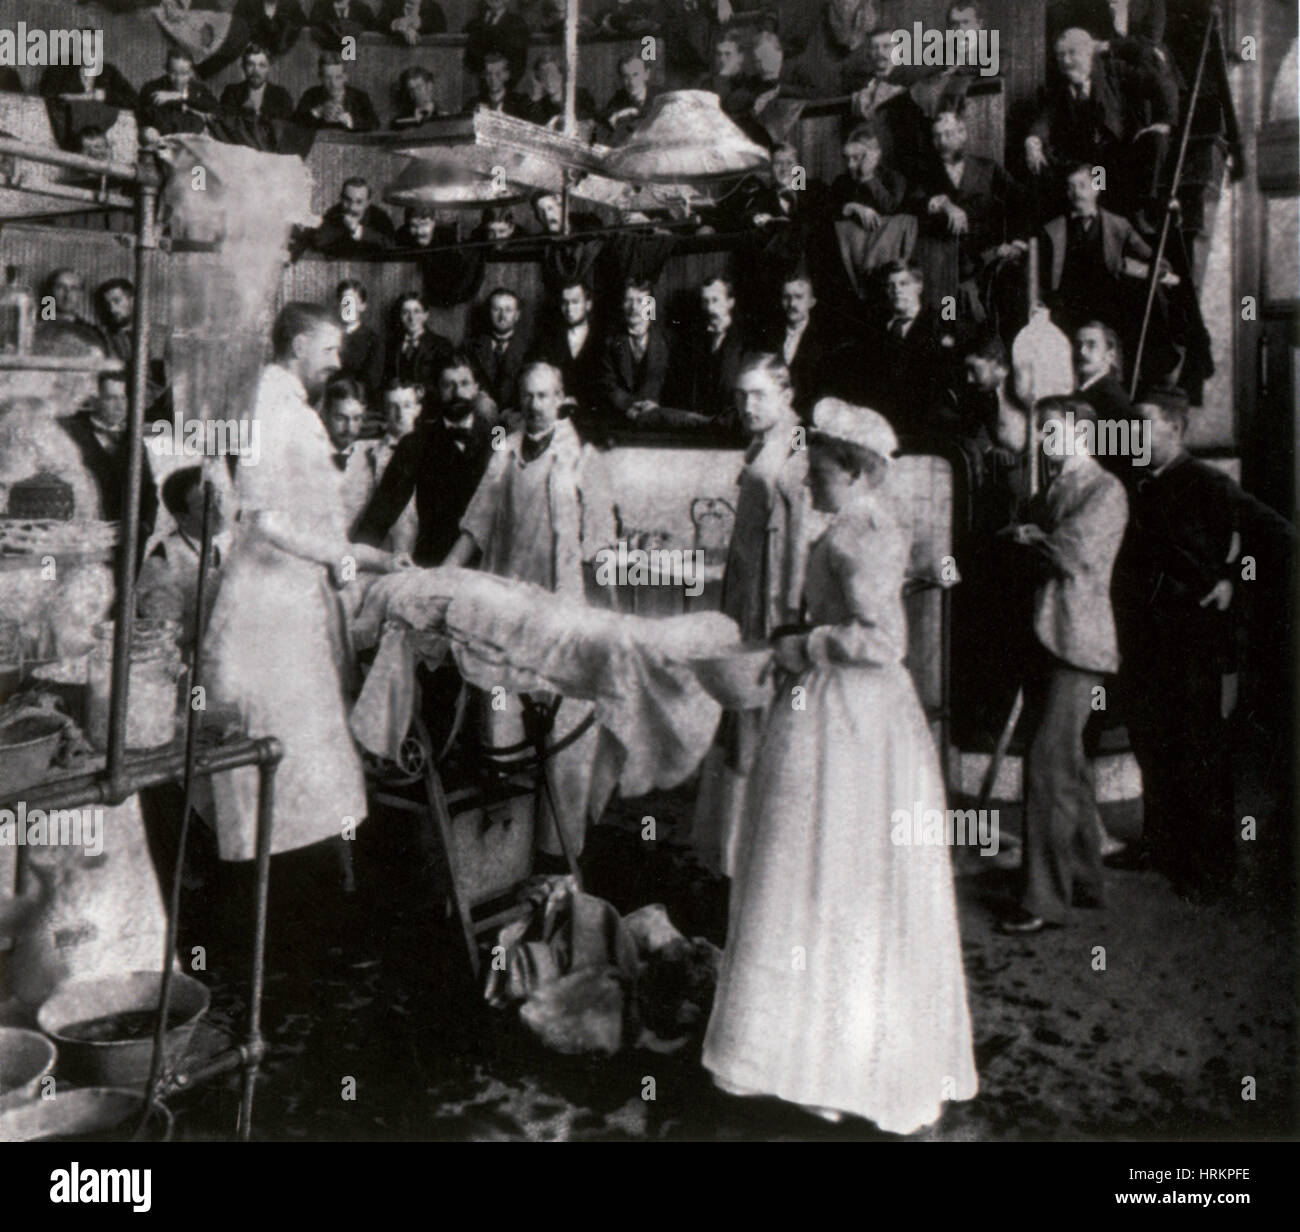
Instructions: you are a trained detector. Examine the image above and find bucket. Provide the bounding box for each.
[0,712,65,797]
[37,971,209,1090]
[0,1026,57,1108]
[0,1087,173,1142]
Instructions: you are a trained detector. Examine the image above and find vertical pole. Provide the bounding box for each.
[1130,8,1218,398]
[563,0,578,139]
[1026,236,1040,498]
[106,162,160,791]
[139,478,215,1123]
[237,752,278,1141]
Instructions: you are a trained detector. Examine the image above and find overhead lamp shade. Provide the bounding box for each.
[384,151,526,209]
[604,90,771,183]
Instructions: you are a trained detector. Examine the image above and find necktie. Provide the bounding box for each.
[889,318,907,340]
[521,430,554,463]
[333,451,349,472]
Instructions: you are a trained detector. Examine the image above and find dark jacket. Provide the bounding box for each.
[526,88,598,127]
[137,77,221,136]
[599,87,658,144]
[58,413,158,558]
[859,309,959,438]
[907,153,1030,278]
[354,413,495,564]
[340,322,386,402]
[293,84,380,130]
[468,331,530,413]
[1039,208,1153,292]
[377,0,448,36]
[230,0,308,55]
[311,202,396,254]
[826,165,909,218]
[1029,51,1177,167]
[385,328,455,396]
[1077,370,1135,426]
[670,325,745,421]
[307,0,383,39]
[464,90,533,118]
[597,327,671,417]
[463,8,532,81]
[220,79,296,121]
[40,63,138,111]
[758,314,842,416]
[530,320,601,410]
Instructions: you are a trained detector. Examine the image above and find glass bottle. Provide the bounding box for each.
[0,265,35,354]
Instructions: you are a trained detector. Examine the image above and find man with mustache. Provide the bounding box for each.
[354,353,497,566]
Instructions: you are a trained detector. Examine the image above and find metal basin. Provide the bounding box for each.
[37,971,209,1091]
[0,1086,173,1142]
[0,1026,57,1109]
[0,712,64,796]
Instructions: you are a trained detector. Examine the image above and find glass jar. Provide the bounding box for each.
[85,619,184,751]
[0,267,35,354]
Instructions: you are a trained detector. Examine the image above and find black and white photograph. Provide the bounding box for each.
[0,0,1295,1199]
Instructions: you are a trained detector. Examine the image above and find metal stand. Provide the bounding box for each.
[1,135,281,1139]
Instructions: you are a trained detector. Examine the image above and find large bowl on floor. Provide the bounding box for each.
[0,712,64,796]
[0,1086,173,1142]
[37,971,209,1091]
[0,1026,57,1109]
[690,645,775,711]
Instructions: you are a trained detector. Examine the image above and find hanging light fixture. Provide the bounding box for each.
[603,90,771,183]
[384,149,527,209]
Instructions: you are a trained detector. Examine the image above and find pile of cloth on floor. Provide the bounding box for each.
[484,877,720,1057]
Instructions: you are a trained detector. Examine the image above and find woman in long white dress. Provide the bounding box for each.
[204,303,406,862]
[702,399,978,1134]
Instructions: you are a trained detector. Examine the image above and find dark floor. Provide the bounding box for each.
[162,746,1298,1143]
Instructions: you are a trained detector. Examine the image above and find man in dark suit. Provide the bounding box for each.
[600,53,658,145]
[693,28,745,106]
[138,48,221,137]
[1027,25,1177,223]
[464,51,532,117]
[307,0,383,44]
[859,260,959,441]
[759,276,839,418]
[1040,162,1177,371]
[722,30,816,145]
[200,0,307,79]
[355,355,496,565]
[999,397,1128,933]
[310,177,395,255]
[908,107,1030,316]
[671,276,745,423]
[524,49,598,129]
[840,25,932,170]
[337,279,386,414]
[464,0,532,83]
[385,294,456,411]
[530,280,601,412]
[596,279,671,426]
[815,125,915,328]
[220,43,296,122]
[294,51,379,131]
[658,0,731,89]
[60,371,158,558]
[1073,319,1135,441]
[1111,384,1250,901]
[40,62,138,111]
[468,287,530,412]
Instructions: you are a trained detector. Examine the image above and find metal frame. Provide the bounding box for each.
[0,134,279,1140]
